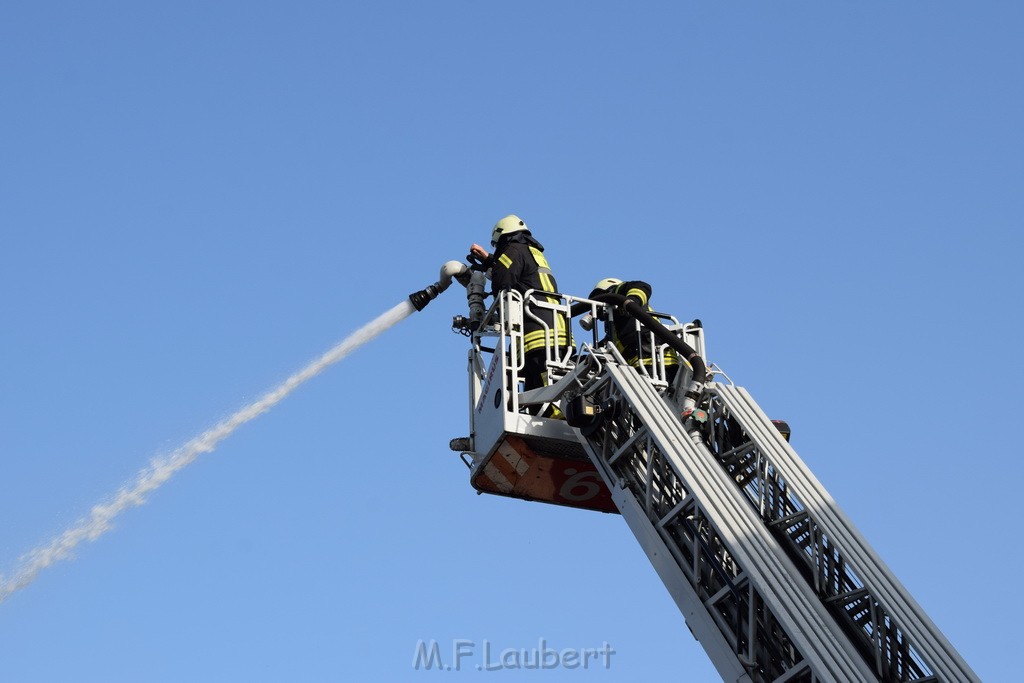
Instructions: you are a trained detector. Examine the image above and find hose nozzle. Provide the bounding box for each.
[409,260,471,312]
[409,284,442,311]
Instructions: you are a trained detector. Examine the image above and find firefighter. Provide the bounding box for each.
[589,278,679,385]
[469,215,573,410]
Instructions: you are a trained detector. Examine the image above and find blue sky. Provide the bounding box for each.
[1,2,1020,681]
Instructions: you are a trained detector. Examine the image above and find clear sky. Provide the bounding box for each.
[1,2,1020,681]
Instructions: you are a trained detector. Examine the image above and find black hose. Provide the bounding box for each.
[569,301,592,318]
[592,292,707,386]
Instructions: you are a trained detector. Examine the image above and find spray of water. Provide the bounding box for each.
[0,300,416,604]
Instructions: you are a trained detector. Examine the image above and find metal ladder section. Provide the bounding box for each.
[706,383,979,683]
[577,361,891,683]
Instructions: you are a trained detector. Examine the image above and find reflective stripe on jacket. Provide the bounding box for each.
[609,280,678,368]
[491,234,572,352]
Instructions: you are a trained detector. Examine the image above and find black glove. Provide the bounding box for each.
[466,252,493,271]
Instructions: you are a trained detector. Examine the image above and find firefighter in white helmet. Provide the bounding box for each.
[590,278,679,384]
[469,215,573,413]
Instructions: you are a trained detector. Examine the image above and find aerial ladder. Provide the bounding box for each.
[410,264,980,683]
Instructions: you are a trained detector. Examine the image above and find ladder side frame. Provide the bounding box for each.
[710,384,980,683]
[578,361,876,682]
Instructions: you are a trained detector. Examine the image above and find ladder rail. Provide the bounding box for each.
[462,296,979,681]
[711,384,980,683]
[580,361,878,682]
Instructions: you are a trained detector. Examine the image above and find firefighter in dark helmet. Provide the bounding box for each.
[469,215,573,408]
[589,278,679,385]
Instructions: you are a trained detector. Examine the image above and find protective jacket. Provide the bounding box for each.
[605,280,678,370]
[490,233,572,353]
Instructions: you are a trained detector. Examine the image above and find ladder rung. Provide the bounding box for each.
[769,509,809,529]
[826,587,869,606]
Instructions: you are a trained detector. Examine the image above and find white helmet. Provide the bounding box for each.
[591,277,623,298]
[491,214,530,246]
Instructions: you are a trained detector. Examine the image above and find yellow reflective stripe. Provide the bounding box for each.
[498,253,512,268]
[628,356,675,368]
[529,247,550,270]
[625,287,648,306]
[557,312,573,345]
[619,344,679,368]
[524,340,570,352]
[530,248,558,300]
[523,329,572,352]
[538,274,557,301]
[523,330,572,344]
